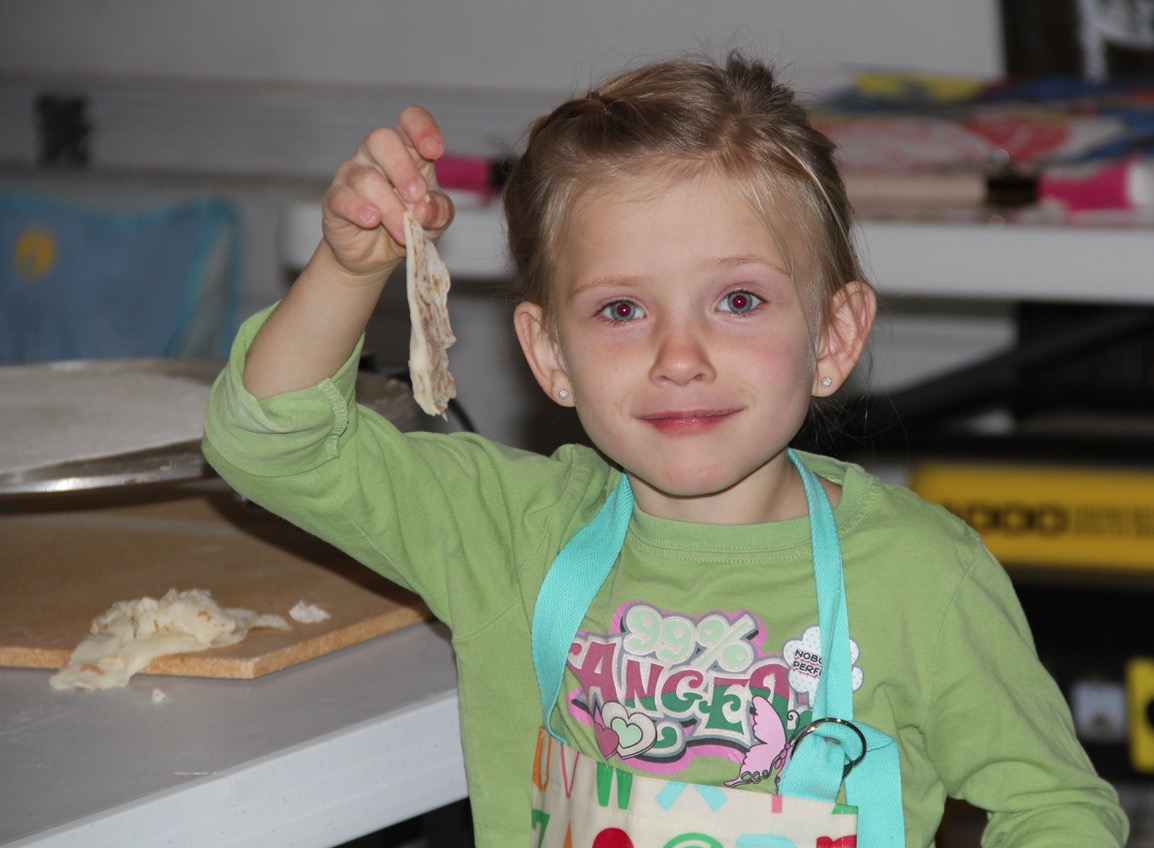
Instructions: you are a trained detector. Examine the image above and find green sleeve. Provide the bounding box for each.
[202,307,607,634]
[201,305,365,478]
[923,545,1128,846]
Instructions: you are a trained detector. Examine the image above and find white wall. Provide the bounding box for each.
[0,0,1002,91]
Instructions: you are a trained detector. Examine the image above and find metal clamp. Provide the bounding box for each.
[790,717,868,780]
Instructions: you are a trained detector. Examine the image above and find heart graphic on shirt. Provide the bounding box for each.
[594,713,620,758]
[610,717,643,749]
[596,701,657,759]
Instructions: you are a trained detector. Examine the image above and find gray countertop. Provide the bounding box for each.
[1,620,465,848]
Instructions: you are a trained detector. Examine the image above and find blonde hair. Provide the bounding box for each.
[502,52,868,334]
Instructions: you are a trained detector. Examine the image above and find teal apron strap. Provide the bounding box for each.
[531,471,634,739]
[781,453,904,847]
[792,451,853,723]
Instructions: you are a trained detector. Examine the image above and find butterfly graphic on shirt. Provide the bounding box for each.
[726,696,800,787]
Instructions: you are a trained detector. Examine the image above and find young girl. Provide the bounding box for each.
[203,53,1127,847]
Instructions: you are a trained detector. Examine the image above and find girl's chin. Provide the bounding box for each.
[628,472,745,506]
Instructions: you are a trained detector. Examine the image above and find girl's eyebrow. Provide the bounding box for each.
[568,274,650,296]
[710,254,791,276]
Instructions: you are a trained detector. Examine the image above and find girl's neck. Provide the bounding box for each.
[628,455,839,526]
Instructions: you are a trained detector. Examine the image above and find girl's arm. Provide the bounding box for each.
[243,106,454,399]
[925,548,1128,845]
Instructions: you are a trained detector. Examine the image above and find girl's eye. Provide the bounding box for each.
[601,300,645,322]
[720,290,762,314]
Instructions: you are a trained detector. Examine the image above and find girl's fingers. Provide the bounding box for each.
[410,189,455,238]
[397,106,446,164]
[321,109,453,274]
[335,153,453,238]
[360,125,430,204]
[324,176,379,230]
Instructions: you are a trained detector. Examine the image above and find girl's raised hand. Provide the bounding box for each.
[321,106,455,279]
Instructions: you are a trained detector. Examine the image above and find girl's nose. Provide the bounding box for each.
[649,320,716,386]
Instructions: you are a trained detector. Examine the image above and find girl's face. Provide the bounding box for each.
[515,169,866,525]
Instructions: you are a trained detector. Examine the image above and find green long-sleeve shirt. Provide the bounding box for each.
[203,309,1126,847]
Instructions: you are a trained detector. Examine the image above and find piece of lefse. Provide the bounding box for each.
[403,210,457,418]
[49,588,290,691]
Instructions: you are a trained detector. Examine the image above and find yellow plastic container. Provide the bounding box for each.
[911,462,1154,572]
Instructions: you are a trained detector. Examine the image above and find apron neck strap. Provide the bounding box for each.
[795,451,854,723]
[531,449,853,740]
[531,470,634,738]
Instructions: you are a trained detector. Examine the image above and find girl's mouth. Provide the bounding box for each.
[638,408,738,434]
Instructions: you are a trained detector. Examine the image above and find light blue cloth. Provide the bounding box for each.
[0,191,241,363]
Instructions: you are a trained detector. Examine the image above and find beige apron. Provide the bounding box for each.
[531,726,858,848]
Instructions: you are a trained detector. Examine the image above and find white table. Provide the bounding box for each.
[0,620,465,848]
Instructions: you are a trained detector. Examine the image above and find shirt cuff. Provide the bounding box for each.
[202,305,364,476]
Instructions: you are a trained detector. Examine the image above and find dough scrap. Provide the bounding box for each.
[289,600,331,624]
[403,210,457,417]
[49,588,290,691]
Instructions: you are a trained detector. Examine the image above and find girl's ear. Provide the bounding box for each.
[812,281,876,397]
[514,301,575,406]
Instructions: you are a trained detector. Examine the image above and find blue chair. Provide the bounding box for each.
[0,191,242,363]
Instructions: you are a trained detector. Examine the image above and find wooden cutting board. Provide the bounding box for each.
[0,480,429,680]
